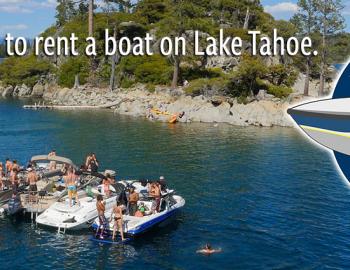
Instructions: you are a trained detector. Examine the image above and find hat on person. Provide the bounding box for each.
[27,167,33,172]
[159,176,165,180]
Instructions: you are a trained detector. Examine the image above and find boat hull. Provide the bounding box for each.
[288,99,350,155]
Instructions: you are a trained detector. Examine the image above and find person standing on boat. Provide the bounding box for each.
[0,164,4,191]
[103,175,111,198]
[48,150,57,171]
[96,194,107,239]
[12,160,20,171]
[64,167,79,207]
[5,158,12,176]
[10,168,19,193]
[111,200,125,241]
[150,182,161,213]
[27,166,38,203]
[128,186,139,216]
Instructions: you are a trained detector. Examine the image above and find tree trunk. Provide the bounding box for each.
[74,74,80,89]
[88,0,94,36]
[243,8,250,29]
[319,12,326,96]
[171,56,180,89]
[304,56,310,96]
[109,28,117,92]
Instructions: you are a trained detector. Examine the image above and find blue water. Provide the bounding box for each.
[1,99,350,269]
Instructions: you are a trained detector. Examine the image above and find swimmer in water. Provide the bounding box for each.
[196,244,222,255]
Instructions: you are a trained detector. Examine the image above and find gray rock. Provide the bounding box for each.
[32,83,45,97]
[2,86,14,97]
[13,84,31,97]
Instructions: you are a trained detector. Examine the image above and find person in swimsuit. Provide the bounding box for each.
[10,168,19,193]
[0,163,3,191]
[150,182,161,213]
[64,167,79,207]
[128,186,139,216]
[48,150,57,171]
[196,244,222,255]
[111,200,125,241]
[12,160,19,171]
[103,175,111,197]
[5,159,12,176]
[27,166,38,203]
[96,194,107,239]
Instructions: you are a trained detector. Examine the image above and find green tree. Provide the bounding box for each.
[315,0,345,95]
[291,0,319,96]
[56,0,76,26]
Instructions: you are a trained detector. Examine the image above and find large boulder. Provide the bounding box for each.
[2,86,14,97]
[13,84,31,97]
[31,83,45,97]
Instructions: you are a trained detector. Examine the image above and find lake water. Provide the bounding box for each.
[1,99,350,269]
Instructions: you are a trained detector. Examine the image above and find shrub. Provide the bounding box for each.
[118,54,172,85]
[0,55,53,87]
[58,56,89,88]
[267,84,293,98]
[146,83,156,93]
[267,64,298,87]
[226,54,267,97]
[185,77,228,96]
[181,67,224,81]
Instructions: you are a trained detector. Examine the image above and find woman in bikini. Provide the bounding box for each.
[111,200,125,241]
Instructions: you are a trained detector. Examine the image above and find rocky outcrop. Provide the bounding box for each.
[40,85,295,127]
[31,83,46,97]
[13,84,31,97]
[2,86,14,97]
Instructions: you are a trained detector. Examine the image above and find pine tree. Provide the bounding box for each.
[315,0,344,96]
[55,0,76,26]
[291,0,319,96]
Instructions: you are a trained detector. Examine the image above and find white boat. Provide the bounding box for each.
[288,98,350,155]
[92,180,185,236]
[36,182,124,232]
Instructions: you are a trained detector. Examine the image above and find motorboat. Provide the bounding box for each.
[36,177,124,232]
[92,180,185,236]
[287,98,350,155]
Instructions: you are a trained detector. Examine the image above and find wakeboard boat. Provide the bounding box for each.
[288,98,350,155]
[92,180,185,236]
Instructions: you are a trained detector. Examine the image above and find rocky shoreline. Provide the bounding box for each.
[0,77,327,127]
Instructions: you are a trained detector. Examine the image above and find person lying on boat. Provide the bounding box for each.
[26,166,38,203]
[196,244,222,255]
[48,149,57,171]
[128,186,139,216]
[5,158,12,176]
[149,182,161,214]
[96,194,107,239]
[64,167,79,207]
[110,200,125,241]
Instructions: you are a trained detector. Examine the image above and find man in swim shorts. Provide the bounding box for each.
[128,186,139,216]
[27,166,38,203]
[64,167,79,207]
[96,194,107,239]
